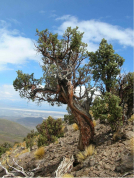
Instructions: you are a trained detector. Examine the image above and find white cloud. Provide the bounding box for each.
[0,21,41,71]
[0,107,67,115]
[75,86,101,101]
[56,15,72,21]
[55,15,134,52]
[0,84,21,101]
[7,18,21,25]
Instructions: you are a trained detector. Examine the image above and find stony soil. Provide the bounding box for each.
[0,119,133,177]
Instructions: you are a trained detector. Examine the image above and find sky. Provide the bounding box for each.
[0,0,133,119]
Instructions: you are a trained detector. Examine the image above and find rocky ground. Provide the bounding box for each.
[0,119,133,177]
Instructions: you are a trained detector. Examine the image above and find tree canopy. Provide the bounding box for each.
[13,27,93,107]
[88,38,125,93]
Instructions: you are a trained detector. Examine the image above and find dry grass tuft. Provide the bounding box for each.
[76,151,86,162]
[61,125,65,132]
[84,144,95,157]
[77,144,96,162]
[20,141,26,148]
[54,140,59,144]
[130,137,134,155]
[89,110,93,117]
[72,123,79,131]
[62,174,74,177]
[128,114,134,122]
[34,147,45,159]
[6,151,11,156]
[21,148,29,154]
[93,120,96,127]
[15,153,21,158]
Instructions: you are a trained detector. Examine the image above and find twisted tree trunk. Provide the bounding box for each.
[61,81,95,151]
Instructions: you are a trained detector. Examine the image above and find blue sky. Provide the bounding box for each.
[0,0,133,119]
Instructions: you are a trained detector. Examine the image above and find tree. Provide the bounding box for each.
[88,38,125,93]
[92,92,123,132]
[111,72,134,119]
[13,27,95,151]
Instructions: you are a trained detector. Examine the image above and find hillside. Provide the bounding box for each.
[15,117,44,130]
[0,119,30,145]
[0,119,133,177]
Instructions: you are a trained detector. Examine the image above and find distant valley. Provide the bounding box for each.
[0,116,64,145]
[0,116,45,130]
[15,117,44,130]
[0,119,30,145]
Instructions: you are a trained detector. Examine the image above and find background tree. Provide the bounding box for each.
[111,72,134,120]
[92,92,123,132]
[13,27,95,151]
[88,38,125,94]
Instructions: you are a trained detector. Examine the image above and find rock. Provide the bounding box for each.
[63,125,68,133]
[104,164,111,169]
[0,167,6,177]
[98,161,103,166]
[18,152,30,159]
[90,159,96,166]
[99,171,107,177]
[126,131,134,139]
[107,140,112,146]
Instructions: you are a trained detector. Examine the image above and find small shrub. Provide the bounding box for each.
[72,123,79,131]
[36,116,64,147]
[0,142,12,158]
[34,147,45,159]
[37,135,48,147]
[25,138,34,150]
[62,174,74,177]
[23,130,38,141]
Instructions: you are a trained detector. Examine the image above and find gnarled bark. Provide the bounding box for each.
[61,81,95,151]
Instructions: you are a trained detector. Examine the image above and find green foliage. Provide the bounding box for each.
[0,142,12,158]
[25,137,34,150]
[88,38,125,92]
[23,130,38,140]
[120,72,133,119]
[64,114,76,125]
[13,70,42,99]
[36,116,64,147]
[92,92,123,131]
[111,72,134,119]
[13,27,90,107]
[23,130,38,150]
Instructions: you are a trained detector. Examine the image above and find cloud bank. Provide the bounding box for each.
[0,20,41,71]
[55,15,133,52]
